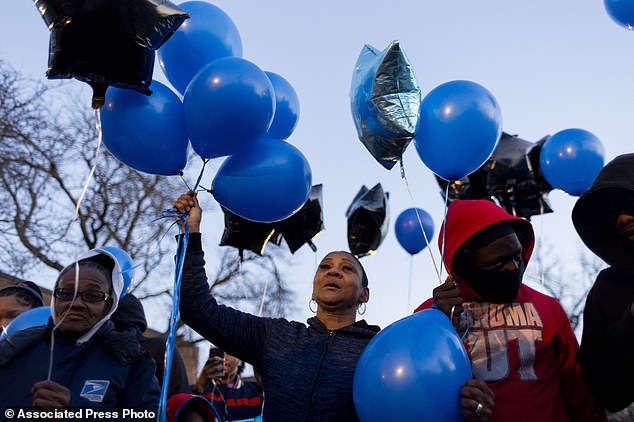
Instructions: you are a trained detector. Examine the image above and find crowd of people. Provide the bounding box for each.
[0,153,632,421]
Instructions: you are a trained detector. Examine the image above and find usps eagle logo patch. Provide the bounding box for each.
[80,380,110,402]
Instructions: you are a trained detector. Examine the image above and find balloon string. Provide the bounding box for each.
[539,201,545,287]
[73,109,103,222]
[400,160,442,283]
[49,110,104,380]
[157,221,189,422]
[407,255,413,312]
[236,258,251,302]
[258,278,270,316]
[439,183,450,282]
[179,157,210,193]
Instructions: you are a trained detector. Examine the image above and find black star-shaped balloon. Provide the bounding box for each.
[437,132,554,219]
[219,185,325,257]
[346,183,390,257]
[34,0,188,108]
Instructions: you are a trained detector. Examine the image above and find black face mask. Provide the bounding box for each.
[461,259,526,303]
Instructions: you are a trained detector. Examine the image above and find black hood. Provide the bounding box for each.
[110,293,148,332]
[572,153,634,272]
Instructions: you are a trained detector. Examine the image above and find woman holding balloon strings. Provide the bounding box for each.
[415,199,606,422]
[0,248,159,415]
[173,191,493,422]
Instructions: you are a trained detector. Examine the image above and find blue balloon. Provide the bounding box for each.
[604,0,634,30]
[395,208,435,255]
[540,128,605,196]
[212,139,312,223]
[1,306,51,340]
[265,71,300,140]
[101,80,189,176]
[97,246,135,299]
[157,1,243,95]
[184,57,275,159]
[415,80,502,181]
[354,309,471,422]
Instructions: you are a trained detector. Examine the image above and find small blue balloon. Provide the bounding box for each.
[354,309,471,422]
[265,71,300,140]
[101,80,189,176]
[97,246,135,299]
[157,1,243,95]
[184,57,275,159]
[1,306,51,340]
[415,80,502,181]
[395,208,435,255]
[212,139,312,223]
[604,0,634,30]
[540,128,605,196]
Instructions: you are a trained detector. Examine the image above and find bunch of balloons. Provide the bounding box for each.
[99,1,310,224]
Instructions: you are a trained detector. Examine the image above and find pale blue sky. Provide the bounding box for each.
[2,1,633,330]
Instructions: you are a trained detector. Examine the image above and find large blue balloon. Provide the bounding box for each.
[1,306,51,340]
[354,309,471,422]
[415,80,502,181]
[157,1,242,95]
[265,71,300,140]
[540,128,605,196]
[212,138,312,223]
[101,80,189,176]
[604,0,634,30]
[395,208,435,255]
[97,246,135,299]
[184,57,275,159]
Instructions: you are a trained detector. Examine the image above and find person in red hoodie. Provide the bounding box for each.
[414,199,605,422]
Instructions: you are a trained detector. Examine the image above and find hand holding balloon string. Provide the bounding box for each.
[172,190,202,233]
[432,276,463,325]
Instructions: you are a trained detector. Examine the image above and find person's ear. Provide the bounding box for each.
[359,287,369,304]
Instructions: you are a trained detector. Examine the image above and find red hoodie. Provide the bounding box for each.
[415,200,605,422]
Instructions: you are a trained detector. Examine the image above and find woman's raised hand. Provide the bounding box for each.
[173,190,202,233]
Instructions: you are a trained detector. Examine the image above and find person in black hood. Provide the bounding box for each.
[573,153,634,412]
[111,293,190,399]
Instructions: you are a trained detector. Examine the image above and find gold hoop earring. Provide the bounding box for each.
[357,302,366,315]
[309,299,318,313]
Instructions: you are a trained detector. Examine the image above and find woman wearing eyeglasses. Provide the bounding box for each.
[0,249,160,418]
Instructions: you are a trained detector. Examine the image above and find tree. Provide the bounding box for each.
[525,241,606,332]
[0,59,295,324]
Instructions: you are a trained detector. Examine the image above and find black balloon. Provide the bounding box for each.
[219,206,275,257]
[275,185,324,254]
[437,132,553,219]
[219,185,325,256]
[346,183,390,257]
[34,0,188,108]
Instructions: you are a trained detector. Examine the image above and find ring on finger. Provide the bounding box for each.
[475,402,483,417]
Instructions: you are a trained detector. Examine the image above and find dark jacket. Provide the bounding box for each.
[179,234,380,422]
[111,294,190,398]
[574,153,634,411]
[0,320,160,419]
